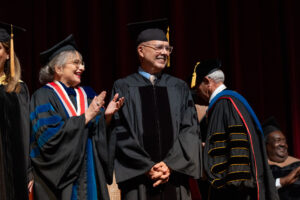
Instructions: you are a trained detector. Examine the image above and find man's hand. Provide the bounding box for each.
[146,161,171,187]
[280,166,300,187]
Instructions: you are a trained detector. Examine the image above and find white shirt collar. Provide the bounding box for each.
[209,84,227,103]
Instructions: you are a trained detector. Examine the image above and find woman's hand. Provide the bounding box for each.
[105,93,125,125]
[85,91,106,124]
[28,180,34,193]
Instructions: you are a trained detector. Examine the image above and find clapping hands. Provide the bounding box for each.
[85,91,106,124]
[85,92,124,125]
[105,93,125,124]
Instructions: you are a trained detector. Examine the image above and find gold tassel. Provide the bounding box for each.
[191,62,200,88]
[166,26,170,67]
[10,24,15,77]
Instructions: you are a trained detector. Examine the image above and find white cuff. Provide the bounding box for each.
[275,178,282,189]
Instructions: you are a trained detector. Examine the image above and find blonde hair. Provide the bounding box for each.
[2,41,21,93]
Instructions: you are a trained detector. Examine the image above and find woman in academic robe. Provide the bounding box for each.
[30,34,124,200]
[0,22,32,200]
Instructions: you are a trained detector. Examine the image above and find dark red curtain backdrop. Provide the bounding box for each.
[1,1,299,157]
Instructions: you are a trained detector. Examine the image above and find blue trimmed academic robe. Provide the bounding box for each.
[30,83,114,200]
[204,90,279,200]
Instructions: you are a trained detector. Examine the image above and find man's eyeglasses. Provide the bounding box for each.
[142,44,173,54]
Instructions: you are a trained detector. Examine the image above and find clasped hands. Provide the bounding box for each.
[147,161,171,187]
[85,91,125,124]
[280,166,300,187]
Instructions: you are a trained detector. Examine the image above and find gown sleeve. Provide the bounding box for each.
[163,83,201,179]
[204,98,255,189]
[17,82,33,183]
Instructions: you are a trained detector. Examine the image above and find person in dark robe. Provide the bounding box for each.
[263,116,300,200]
[0,22,32,200]
[190,59,279,200]
[30,34,124,200]
[110,19,201,200]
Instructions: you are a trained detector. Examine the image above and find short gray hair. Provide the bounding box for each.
[207,69,225,83]
[39,50,81,85]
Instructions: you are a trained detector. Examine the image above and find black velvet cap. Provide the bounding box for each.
[262,116,281,139]
[127,18,168,46]
[40,34,78,66]
[0,21,26,42]
[191,59,221,88]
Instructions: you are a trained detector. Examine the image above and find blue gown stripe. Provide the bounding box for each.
[32,115,62,138]
[30,147,40,158]
[208,90,264,137]
[71,181,78,200]
[37,122,64,148]
[30,103,54,121]
[86,138,98,200]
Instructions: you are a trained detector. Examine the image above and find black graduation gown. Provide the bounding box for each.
[0,82,30,200]
[111,73,201,200]
[203,93,279,200]
[270,161,300,200]
[30,84,114,200]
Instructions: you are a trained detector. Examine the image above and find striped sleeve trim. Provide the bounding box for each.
[210,132,226,143]
[211,155,250,174]
[227,124,247,134]
[208,146,226,157]
[37,121,64,148]
[211,171,251,189]
[32,115,62,138]
[30,103,54,121]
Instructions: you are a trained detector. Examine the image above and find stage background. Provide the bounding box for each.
[1,0,300,157]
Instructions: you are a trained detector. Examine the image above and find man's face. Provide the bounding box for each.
[196,79,211,104]
[139,40,171,73]
[266,130,288,162]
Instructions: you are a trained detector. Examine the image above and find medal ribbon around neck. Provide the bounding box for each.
[46,81,88,117]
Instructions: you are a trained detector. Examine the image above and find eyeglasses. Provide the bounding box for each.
[142,44,173,54]
[65,59,85,68]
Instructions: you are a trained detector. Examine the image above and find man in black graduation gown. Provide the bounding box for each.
[263,117,300,200]
[110,19,201,200]
[190,59,279,200]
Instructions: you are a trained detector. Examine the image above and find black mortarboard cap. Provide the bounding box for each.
[190,59,221,88]
[262,116,281,138]
[0,21,26,42]
[127,18,168,46]
[40,34,78,66]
